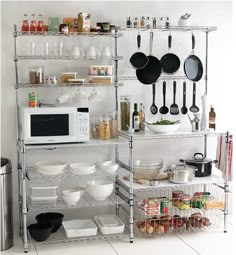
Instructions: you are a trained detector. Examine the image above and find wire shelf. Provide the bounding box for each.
[15,31,123,37]
[118,75,207,81]
[15,55,123,61]
[15,82,123,88]
[29,226,129,246]
[122,26,217,32]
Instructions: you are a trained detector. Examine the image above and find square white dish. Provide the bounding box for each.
[93,215,125,235]
[62,219,97,238]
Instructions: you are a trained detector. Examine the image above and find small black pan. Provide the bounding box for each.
[136,32,162,85]
[184,33,203,82]
[130,32,149,69]
[161,34,180,74]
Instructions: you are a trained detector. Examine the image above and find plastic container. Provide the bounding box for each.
[29,183,58,197]
[62,219,97,238]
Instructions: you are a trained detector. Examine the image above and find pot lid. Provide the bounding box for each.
[185,153,213,164]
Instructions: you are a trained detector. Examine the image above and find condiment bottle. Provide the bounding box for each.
[139,103,145,131]
[37,14,44,32]
[30,14,37,33]
[209,105,216,130]
[132,103,139,132]
[126,17,132,28]
[133,17,138,28]
[165,17,170,28]
[146,17,151,29]
[152,17,157,29]
[21,14,29,32]
[120,96,131,131]
[140,16,145,28]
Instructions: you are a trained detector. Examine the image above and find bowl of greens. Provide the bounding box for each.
[145,119,181,134]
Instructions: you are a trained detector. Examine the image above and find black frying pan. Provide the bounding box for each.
[136,31,162,85]
[130,32,149,69]
[184,33,203,82]
[161,34,180,74]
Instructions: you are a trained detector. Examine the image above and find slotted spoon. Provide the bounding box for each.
[150,83,158,114]
[159,81,169,114]
[190,82,199,113]
[170,81,179,115]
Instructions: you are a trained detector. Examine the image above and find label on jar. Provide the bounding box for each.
[28,92,38,108]
[134,116,139,130]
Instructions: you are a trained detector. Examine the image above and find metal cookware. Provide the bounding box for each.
[159,81,169,114]
[136,31,162,85]
[150,83,158,114]
[130,32,149,69]
[161,34,180,74]
[180,153,218,177]
[184,33,203,82]
[165,164,196,184]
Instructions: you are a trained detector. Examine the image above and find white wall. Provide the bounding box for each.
[1,1,233,225]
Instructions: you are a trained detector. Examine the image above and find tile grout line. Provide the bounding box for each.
[106,240,119,255]
[174,233,201,255]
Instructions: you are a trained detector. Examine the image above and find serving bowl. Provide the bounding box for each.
[36,212,64,233]
[69,163,95,175]
[87,180,114,201]
[62,187,85,206]
[99,162,119,174]
[28,223,52,242]
[134,160,163,180]
[145,123,181,134]
[36,161,67,176]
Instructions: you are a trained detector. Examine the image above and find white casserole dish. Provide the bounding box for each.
[62,219,97,238]
[93,215,125,235]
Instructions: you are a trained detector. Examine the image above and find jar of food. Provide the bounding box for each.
[178,194,191,210]
[172,190,184,206]
[110,112,118,138]
[91,123,100,139]
[99,115,111,140]
[59,24,69,34]
[120,96,131,131]
[29,66,44,84]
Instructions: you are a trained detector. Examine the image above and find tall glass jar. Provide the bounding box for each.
[99,115,111,140]
[120,96,131,131]
[109,112,118,138]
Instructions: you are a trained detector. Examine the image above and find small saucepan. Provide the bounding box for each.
[180,153,218,177]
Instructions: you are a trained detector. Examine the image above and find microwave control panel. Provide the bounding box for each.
[77,108,89,142]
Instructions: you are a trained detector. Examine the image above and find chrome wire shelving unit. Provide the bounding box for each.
[121,26,217,32]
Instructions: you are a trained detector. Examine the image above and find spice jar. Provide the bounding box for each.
[120,96,131,131]
[140,16,145,28]
[59,24,69,34]
[29,66,44,84]
[91,123,100,139]
[110,112,118,138]
[126,17,132,28]
[99,115,111,140]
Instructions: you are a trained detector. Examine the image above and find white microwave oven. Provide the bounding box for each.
[22,106,89,144]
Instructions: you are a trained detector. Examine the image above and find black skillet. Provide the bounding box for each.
[184,33,203,82]
[136,31,162,85]
[130,32,149,69]
[161,34,180,74]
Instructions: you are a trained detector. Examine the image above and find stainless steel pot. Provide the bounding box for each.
[165,164,196,184]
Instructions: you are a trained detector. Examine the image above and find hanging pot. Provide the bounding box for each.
[179,153,218,177]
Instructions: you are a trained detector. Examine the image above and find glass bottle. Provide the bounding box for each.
[37,14,44,32]
[30,14,37,33]
[110,112,118,138]
[139,103,145,131]
[21,14,29,32]
[209,105,216,130]
[126,17,132,28]
[120,96,131,131]
[152,17,157,29]
[132,103,139,132]
[165,17,170,28]
[146,17,151,29]
[133,17,138,28]
[140,16,145,28]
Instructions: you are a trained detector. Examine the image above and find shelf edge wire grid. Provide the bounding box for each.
[134,183,225,237]
[24,137,129,151]
[122,26,217,32]
[118,75,207,81]
[15,56,123,61]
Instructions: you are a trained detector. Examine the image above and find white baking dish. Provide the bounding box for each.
[93,215,125,235]
[62,219,97,238]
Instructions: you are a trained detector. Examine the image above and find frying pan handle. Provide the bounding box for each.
[137,33,141,50]
[168,34,172,50]
[192,33,195,52]
[149,31,153,55]
[163,81,166,105]
[152,83,156,103]
[193,82,196,105]
[183,81,186,105]
[173,80,176,103]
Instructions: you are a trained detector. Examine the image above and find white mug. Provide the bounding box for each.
[88,89,102,102]
[56,93,71,104]
[71,46,84,58]
[101,46,112,58]
[86,46,100,59]
[73,90,87,103]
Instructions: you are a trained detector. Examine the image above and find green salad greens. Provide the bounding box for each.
[146,119,180,125]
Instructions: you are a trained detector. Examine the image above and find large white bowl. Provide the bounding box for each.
[69,163,96,175]
[146,123,181,134]
[134,160,163,179]
[35,161,67,175]
[87,180,114,201]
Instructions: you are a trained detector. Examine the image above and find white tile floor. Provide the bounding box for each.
[2,225,233,255]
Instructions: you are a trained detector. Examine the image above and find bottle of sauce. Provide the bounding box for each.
[126,17,132,28]
[37,14,44,32]
[30,14,37,33]
[139,103,145,131]
[21,14,29,32]
[209,105,216,130]
[132,103,139,132]
[120,96,131,131]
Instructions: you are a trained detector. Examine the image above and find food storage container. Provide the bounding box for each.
[99,115,111,140]
[29,66,44,84]
[61,72,77,83]
[29,183,58,197]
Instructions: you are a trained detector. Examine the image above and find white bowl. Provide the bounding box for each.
[62,187,85,197]
[35,161,67,175]
[96,160,113,169]
[146,123,181,134]
[69,163,96,175]
[63,195,81,206]
[101,162,119,174]
[87,180,114,201]
[134,160,163,179]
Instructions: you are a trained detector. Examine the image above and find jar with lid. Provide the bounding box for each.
[59,24,69,34]
[120,95,131,131]
[146,17,151,29]
[165,17,170,28]
[133,17,139,28]
[140,16,145,28]
[29,66,44,84]
[109,112,118,138]
[91,123,100,139]
[99,115,111,140]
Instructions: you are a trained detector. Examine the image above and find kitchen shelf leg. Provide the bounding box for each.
[205,31,209,95]
[129,135,134,243]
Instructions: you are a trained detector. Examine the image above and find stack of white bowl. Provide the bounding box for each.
[87,180,114,201]
[62,187,85,206]
[36,161,67,176]
[97,161,119,174]
[69,163,96,175]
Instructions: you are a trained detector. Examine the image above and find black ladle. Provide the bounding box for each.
[159,81,169,114]
[181,81,188,114]
[150,83,158,114]
[190,82,199,113]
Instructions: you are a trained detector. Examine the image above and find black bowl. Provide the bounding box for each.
[36,212,64,233]
[28,223,52,242]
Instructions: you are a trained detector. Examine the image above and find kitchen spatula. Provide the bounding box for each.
[170,80,179,115]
